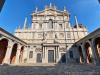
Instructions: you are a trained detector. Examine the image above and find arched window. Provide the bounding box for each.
[48,19,53,29]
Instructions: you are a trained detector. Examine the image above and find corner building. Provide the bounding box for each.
[15,4,88,64]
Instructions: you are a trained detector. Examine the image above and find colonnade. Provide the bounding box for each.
[78,37,100,64]
[0,38,25,64]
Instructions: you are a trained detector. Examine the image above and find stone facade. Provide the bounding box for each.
[15,4,88,64]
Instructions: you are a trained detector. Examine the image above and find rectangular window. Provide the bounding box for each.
[39,24,42,29]
[60,33,64,37]
[38,33,42,38]
[67,32,71,38]
[59,24,63,29]
[29,51,33,59]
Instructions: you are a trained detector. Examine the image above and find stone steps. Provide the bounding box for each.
[0,64,100,75]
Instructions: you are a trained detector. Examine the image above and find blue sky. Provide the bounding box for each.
[0,0,100,33]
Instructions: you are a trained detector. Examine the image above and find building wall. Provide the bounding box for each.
[15,5,88,64]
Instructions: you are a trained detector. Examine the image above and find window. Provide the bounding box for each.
[38,33,42,38]
[39,23,42,29]
[29,51,33,59]
[60,33,64,37]
[59,24,63,29]
[67,32,71,38]
[48,19,53,29]
[55,34,57,39]
[69,51,73,58]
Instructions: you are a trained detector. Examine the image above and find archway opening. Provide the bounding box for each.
[78,46,84,64]
[10,43,18,64]
[0,38,8,64]
[19,46,24,63]
[61,53,66,63]
[84,42,93,63]
[94,37,100,58]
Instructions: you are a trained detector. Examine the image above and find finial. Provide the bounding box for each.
[35,7,38,12]
[75,16,79,28]
[24,17,27,29]
[64,6,66,11]
[50,3,52,8]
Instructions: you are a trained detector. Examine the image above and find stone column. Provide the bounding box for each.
[3,40,14,64]
[81,44,87,64]
[15,44,22,64]
[90,40,100,64]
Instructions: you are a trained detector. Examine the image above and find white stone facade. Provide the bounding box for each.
[15,4,88,64]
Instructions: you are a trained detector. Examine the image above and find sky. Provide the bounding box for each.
[0,0,100,34]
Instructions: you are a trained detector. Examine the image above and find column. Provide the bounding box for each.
[15,44,22,64]
[90,40,100,64]
[3,40,14,64]
[81,44,87,64]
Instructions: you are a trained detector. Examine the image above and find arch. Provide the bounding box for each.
[0,38,8,64]
[10,43,18,64]
[19,46,24,63]
[84,42,93,63]
[94,37,100,58]
[61,53,66,63]
[78,46,84,64]
[48,19,53,29]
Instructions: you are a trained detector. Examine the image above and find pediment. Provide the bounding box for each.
[32,8,69,16]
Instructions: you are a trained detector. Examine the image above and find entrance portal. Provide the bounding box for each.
[48,50,54,63]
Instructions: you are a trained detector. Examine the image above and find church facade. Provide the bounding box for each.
[15,4,88,64]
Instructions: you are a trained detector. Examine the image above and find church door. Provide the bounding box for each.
[48,50,54,63]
